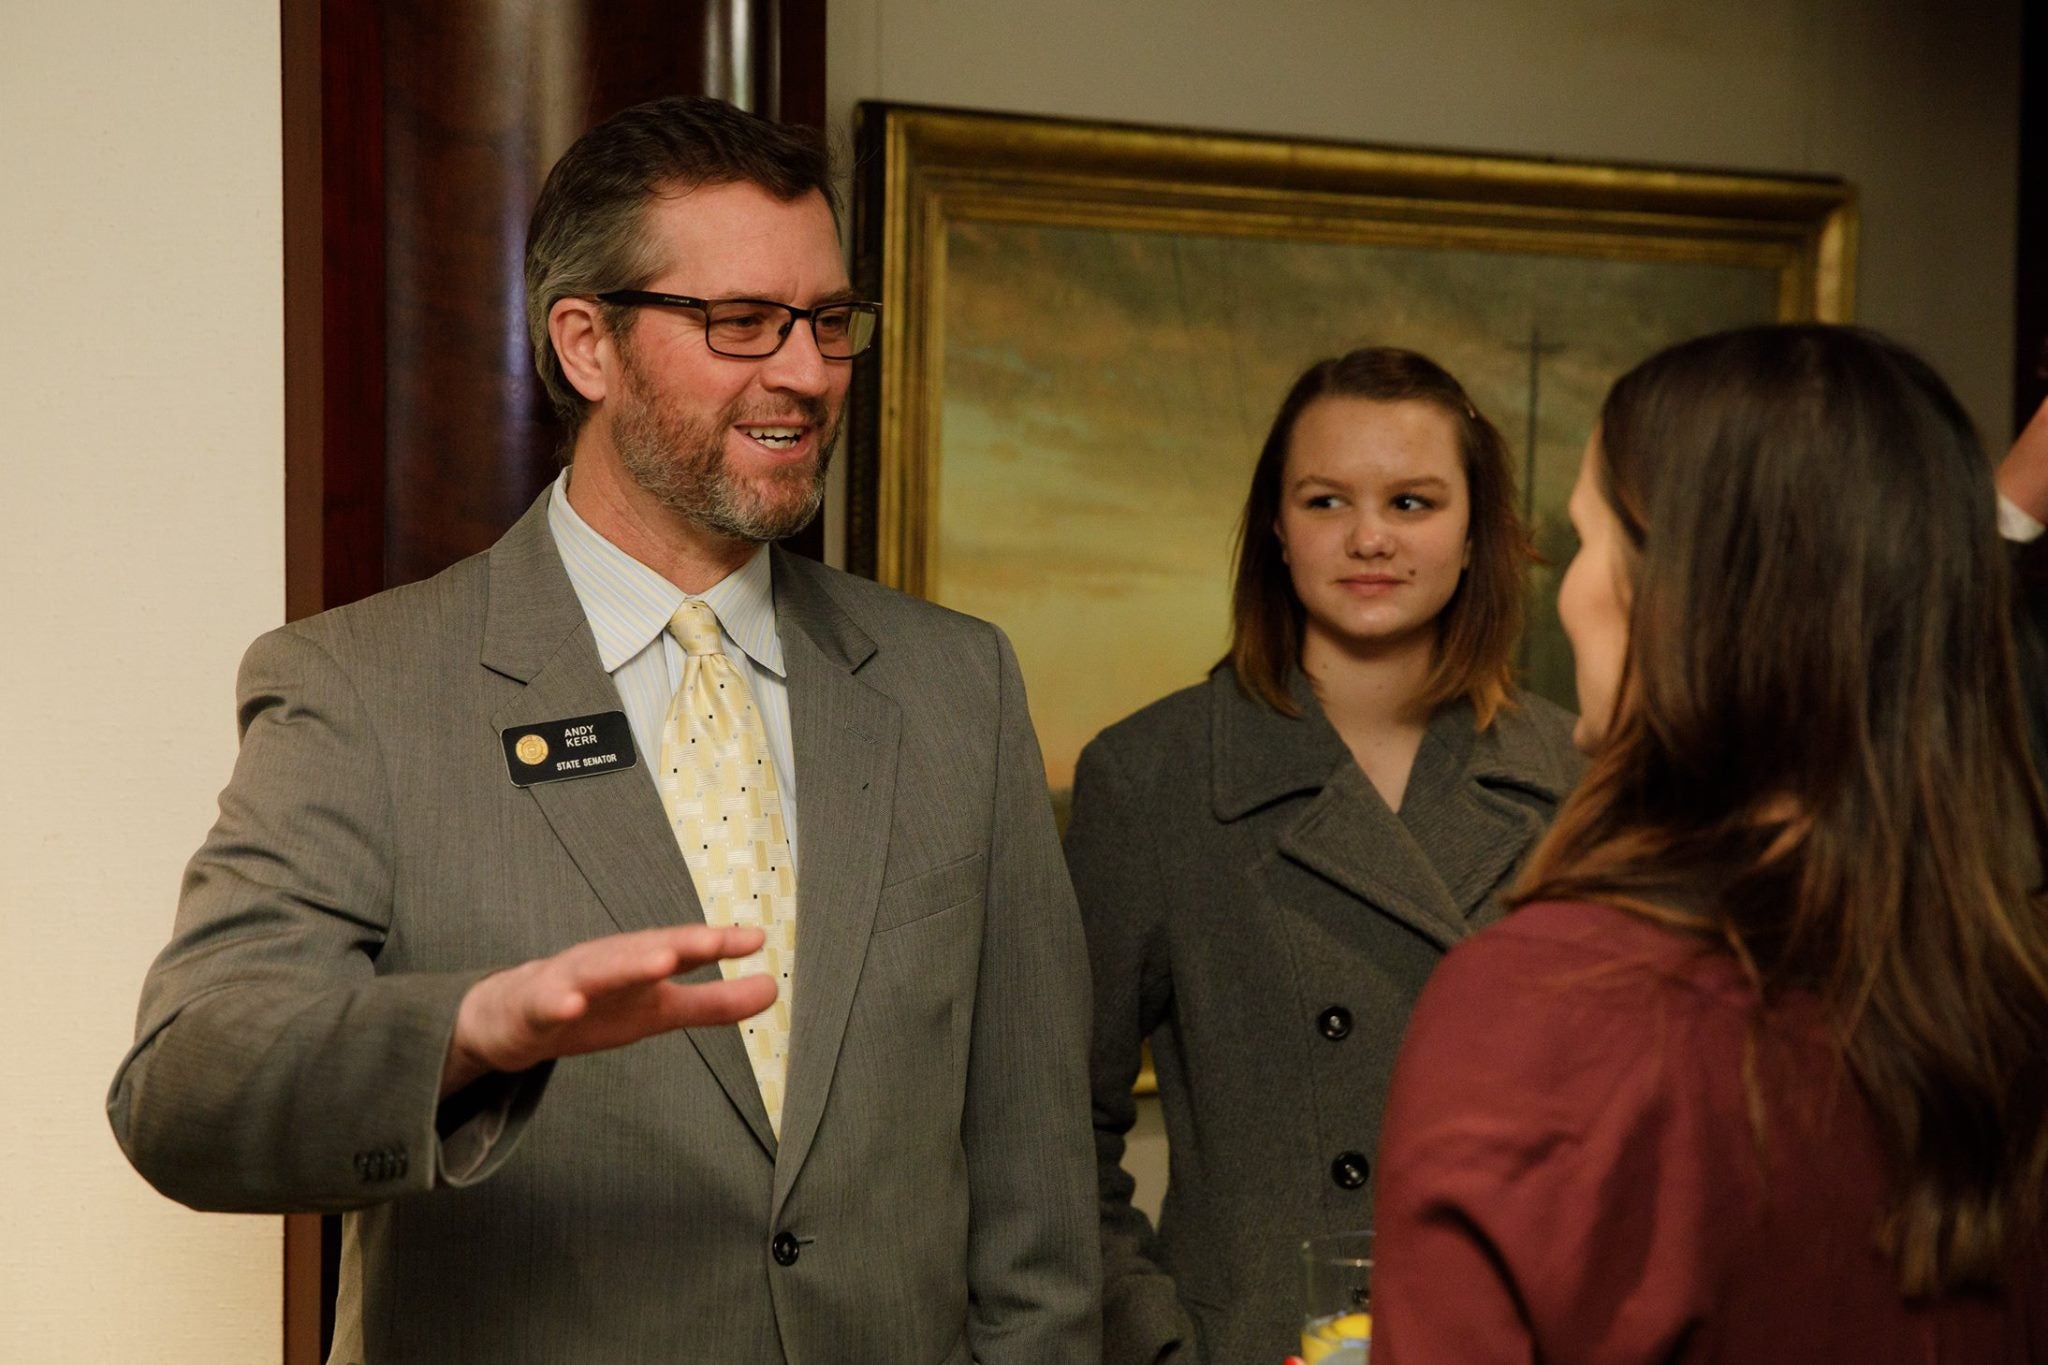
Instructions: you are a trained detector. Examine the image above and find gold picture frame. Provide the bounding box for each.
[847,99,1853,810]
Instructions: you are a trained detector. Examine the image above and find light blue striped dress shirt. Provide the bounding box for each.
[546,470,800,868]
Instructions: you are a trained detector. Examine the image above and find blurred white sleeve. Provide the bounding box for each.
[2000,492,2046,544]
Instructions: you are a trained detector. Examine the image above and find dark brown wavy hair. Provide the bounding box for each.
[1515,323,2048,1295]
[1225,347,1532,726]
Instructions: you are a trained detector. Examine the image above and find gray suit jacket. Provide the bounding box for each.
[109,494,1100,1364]
[1067,666,1583,1365]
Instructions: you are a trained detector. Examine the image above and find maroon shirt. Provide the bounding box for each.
[1374,899,2046,1363]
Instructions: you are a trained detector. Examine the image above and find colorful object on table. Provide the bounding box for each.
[1301,1310,1371,1363]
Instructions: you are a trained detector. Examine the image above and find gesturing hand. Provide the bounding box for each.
[440,924,777,1097]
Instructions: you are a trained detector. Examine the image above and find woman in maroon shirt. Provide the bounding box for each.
[1374,324,2048,1362]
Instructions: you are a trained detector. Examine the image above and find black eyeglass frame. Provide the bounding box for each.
[593,289,882,359]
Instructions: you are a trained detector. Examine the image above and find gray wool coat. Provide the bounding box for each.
[1067,665,1584,1365]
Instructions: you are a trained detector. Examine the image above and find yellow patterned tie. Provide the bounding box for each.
[657,599,797,1134]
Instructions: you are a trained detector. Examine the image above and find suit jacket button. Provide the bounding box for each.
[771,1231,800,1266]
[1330,1151,1370,1189]
[1317,1006,1353,1040]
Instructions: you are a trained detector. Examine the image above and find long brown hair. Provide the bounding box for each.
[1517,324,2048,1294]
[1226,347,1531,726]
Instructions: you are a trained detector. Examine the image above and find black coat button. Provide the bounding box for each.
[1317,1006,1353,1040]
[1331,1151,1370,1189]
[771,1231,800,1266]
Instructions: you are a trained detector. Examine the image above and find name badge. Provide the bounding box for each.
[502,711,638,787]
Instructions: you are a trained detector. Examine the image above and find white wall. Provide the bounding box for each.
[829,0,2023,1219]
[2,4,284,1361]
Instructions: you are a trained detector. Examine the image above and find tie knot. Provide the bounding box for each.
[668,600,725,657]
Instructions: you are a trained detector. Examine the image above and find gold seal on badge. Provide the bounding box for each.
[515,733,549,765]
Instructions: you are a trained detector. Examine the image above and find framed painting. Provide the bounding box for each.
[848,103,1855,808]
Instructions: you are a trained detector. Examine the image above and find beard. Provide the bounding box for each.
[609,343,838,543]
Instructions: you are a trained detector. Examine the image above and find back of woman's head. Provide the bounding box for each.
[1597,326,2019,820]
[1520,322,2048,1295]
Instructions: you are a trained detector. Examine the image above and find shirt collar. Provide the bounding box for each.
[546,469,785,678]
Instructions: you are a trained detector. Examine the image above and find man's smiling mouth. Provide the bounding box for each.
[739,425,804,450]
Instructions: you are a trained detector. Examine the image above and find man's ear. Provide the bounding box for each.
[550,296,611,404]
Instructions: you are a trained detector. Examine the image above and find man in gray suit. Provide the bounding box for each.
[109,96,1098,1364]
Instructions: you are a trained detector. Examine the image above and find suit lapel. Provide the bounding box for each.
[480,494,776,1155]
[767,550,900,1208]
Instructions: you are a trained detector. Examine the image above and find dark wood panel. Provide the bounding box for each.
[2019,0,2046,438]
[285,0,386,621]
[320,0,389,611]
[847,99,888,581]
[2016,4,2048,614]
[282,0,322,626]
[775,0,829,561]
[776,0,829,131]
[380,0,562,586]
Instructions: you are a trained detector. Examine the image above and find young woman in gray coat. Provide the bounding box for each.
[1067,347,1585,1365]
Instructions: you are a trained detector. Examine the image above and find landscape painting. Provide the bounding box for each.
[852,105,1855,803]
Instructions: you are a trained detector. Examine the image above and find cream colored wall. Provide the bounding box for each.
[827,0,2023,1219]
[2,4,284,1362]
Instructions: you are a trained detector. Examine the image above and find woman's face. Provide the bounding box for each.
[1274,395,1471,662]
[1558,433,1634,751]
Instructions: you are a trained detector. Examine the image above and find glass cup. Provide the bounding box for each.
[1300,1230,1373,1364]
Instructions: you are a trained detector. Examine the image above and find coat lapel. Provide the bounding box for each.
[479,494,776,1156]
[766,550,900,1208]
[1208,670,1454,948]
[1211,669,1562,951]
[1397,703,1558,921]
[1282,772,1467,950]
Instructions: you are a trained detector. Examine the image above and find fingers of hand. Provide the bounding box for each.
[668,922,768,969]
[563,924,767,994]
[664,972,778,1029]
[462,928,778,1073]
[516,974,775,1060]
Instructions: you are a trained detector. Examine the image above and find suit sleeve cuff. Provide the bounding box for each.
[434,1059,552,1185]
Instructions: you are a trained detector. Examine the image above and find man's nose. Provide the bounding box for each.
[757,317,833,395]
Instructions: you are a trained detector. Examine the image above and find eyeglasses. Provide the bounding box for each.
[594,290,881,359]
